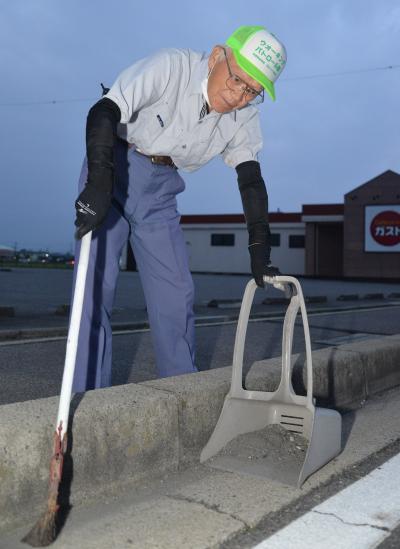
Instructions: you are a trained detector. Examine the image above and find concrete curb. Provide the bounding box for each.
[1,334,400,531]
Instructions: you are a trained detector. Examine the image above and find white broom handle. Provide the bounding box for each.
[56,231,92,437]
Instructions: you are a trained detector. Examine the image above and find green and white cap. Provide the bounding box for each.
[226,25,287,101]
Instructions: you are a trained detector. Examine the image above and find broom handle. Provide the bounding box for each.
[55,231,92,438]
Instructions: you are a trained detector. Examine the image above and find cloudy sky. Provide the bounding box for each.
[1,0,399,252]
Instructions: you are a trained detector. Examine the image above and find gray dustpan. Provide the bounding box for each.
[200,275,342,487]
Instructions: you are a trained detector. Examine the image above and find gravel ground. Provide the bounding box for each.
[207,424,308,486]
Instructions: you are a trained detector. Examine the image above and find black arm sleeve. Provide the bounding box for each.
[236,160,269,245]
[85,97,121,193]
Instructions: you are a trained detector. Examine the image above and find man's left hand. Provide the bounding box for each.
[248,242,281,287]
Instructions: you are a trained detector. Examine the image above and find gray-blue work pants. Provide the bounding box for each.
[71,141,197,392]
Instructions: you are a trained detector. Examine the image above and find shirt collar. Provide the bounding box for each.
[188,54,209,97]
[188,51,251,122]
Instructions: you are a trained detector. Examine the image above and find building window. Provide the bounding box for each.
[270,233,281,247]
[211,234,235,246]
[289,235,305,248]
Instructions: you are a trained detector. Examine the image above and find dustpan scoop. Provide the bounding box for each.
[200,276,342,487]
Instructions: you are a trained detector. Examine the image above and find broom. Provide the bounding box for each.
[22,231,92,546]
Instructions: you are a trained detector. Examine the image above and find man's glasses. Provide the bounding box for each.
[222,47,264,105]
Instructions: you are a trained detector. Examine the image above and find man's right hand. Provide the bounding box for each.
[74,185,112,239]
[75,97,121,239]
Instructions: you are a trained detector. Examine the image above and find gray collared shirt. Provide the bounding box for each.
[105,48,263,172]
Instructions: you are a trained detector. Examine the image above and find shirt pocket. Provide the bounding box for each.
[138,102,172,144]
[190,123,235,164]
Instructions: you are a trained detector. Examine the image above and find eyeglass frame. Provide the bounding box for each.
[221,46,264,104]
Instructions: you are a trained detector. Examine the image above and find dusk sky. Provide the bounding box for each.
[1,1,399,252]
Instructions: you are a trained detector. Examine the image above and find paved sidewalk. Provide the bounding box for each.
[2,387,400,549]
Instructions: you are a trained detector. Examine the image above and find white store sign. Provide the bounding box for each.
[365,205,400,252]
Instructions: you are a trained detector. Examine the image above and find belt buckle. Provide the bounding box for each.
[151,155,164,165]
[150,155,176,169]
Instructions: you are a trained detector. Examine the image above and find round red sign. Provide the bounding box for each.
[370,210,400,246]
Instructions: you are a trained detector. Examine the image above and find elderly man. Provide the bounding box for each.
[72,25,287,392]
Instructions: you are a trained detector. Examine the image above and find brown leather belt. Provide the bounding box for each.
[134,148,176,168]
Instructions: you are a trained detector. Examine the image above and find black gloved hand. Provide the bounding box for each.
[74,184,112,239]
[75,97,121,239]
[264,265,281,277]
[248,242,281,287]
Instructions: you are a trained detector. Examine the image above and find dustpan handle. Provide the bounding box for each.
[280,291,300,394]
[231,279,257,395]
[286,277,313,405]
[231,276,313,405]
[301,288,314,403]
[272,276,313,405]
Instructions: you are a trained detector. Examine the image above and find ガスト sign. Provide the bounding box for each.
[365,206,400,252]
[370,210,400,246]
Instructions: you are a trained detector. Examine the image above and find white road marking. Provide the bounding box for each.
[253,452,400,549]
[314,333,374,345]
[0,335,68,346]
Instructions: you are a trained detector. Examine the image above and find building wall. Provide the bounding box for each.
[183,225,248,273]
[269,223,305,275]
[182,222,305,274]
[343,171,400,278]
[304,222,343,276]
[305,224,316,275]
[316,223,343,276]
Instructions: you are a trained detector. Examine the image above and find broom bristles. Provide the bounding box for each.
[21,507,57,547]
[22,427,66,547]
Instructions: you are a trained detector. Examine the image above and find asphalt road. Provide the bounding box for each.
[1,302,399,405]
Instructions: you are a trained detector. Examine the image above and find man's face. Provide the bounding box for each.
[207,46,263,113]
